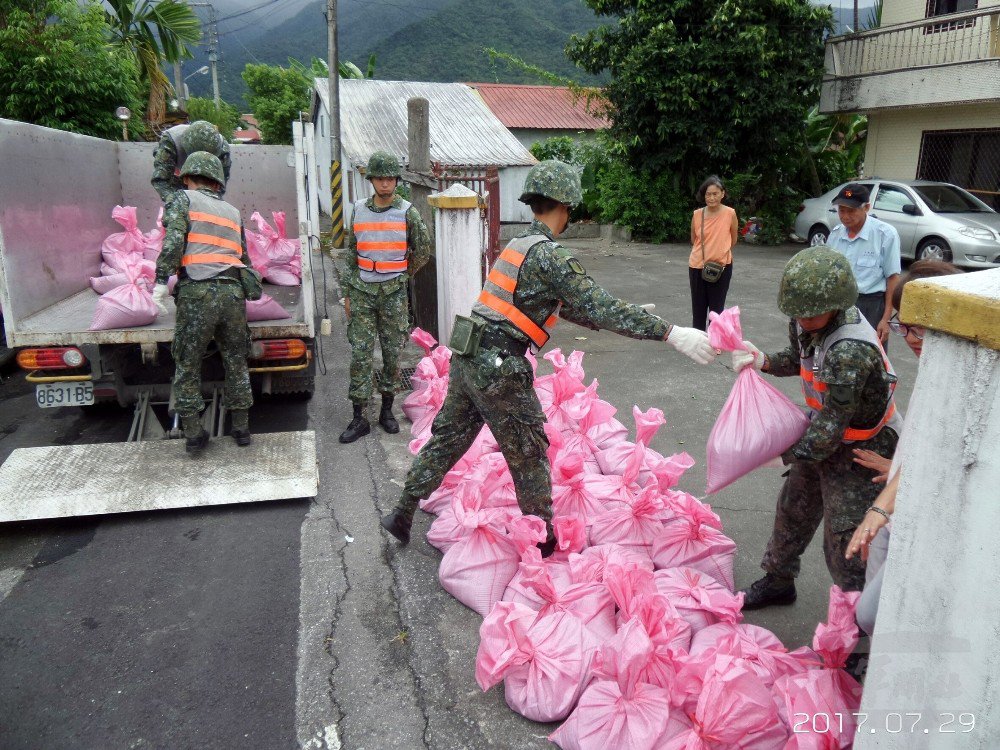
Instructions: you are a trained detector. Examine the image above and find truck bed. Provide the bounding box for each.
[12,283,310,347]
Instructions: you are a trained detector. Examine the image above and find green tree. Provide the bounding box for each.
[185,96,241,142]
[104,0,201,125]
[0,0,144,139]
[242,62,310,145]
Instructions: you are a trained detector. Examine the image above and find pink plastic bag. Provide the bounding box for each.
[705,308,809,494]
[589,485,669,554]
[142,208,165,261]
[89,266,158,330]
[653,567,743,633]
[249,211,300,285]
[101,205,146,269]
[650,516,738,591]
[568,544,654,585]
[549,619,674,750]
[245,294,291,321]
[689,622,808,688]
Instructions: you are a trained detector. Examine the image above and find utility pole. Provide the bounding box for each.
[174,62,185,110]
[407,98,437,336]
[327,0,345,248]
[208,3,221,109]
[853,1,859,32]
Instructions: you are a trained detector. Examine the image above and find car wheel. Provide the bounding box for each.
[807,225,829,246]
[916,238,952,262]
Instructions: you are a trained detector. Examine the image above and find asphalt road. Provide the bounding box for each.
[0,241,920,749]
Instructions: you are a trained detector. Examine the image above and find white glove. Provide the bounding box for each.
[732,340,765,372]
[152,284,171,317]
[666,326,716,365]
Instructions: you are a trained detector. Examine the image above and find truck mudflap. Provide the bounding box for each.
[0,431,318,523]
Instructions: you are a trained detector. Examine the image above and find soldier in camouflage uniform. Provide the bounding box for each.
[733,247,903,606]
[339,151,431,443]
[152,152,256,453]
[380,160,717,547]
[151,120,232,205]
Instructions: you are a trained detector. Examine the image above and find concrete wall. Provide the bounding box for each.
[882,0,1000,26]
[863,103,1000,180]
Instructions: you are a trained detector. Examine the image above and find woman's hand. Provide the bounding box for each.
[852,448,892,483]
[845,508,890,561]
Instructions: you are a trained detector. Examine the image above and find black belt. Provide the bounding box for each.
[858,291,884,298]
[479,326,529,357]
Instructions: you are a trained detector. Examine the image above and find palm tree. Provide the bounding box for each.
[104,0,201,127]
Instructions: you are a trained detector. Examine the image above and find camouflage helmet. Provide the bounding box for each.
[179,120,222,155]
[778,246,859,318]
[179,151,226,187]
[366,151,401,178]
[519,159,582,207]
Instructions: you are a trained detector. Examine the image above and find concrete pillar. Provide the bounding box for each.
[428,184,484,345]
[856,269,1000,749]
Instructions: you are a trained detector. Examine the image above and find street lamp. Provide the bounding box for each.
[183,65,210,101]
[115,106,131,141]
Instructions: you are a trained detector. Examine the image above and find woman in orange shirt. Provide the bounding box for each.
[688,176,739,330]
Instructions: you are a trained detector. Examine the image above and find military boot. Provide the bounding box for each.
[338,403,370,443]
[181,414,209,455]
[230,409,252,446]
[739,573,797,610]
[378,394,399,434]
[380,493,418,545]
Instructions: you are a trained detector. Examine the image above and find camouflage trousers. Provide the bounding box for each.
[172,278,252,417]
[346,281,409,404]
[398,347,552,531]
[761,427,899,592]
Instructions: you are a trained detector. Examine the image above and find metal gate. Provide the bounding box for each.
[432,163,501,275]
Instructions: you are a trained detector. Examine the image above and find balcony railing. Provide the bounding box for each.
[826,6,1000,78]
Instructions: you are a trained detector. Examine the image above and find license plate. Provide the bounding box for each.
[35,382,94,408]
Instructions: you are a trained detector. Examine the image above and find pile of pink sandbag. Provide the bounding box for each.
[89,206,162,330]
[247,211,301,286]
[402,329,863,749]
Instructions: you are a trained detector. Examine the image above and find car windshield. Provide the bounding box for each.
[912,184,992,213]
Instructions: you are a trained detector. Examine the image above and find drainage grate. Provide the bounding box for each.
[374,366,416,391]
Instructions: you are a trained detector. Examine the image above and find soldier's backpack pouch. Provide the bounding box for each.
[449,314,484,356]
[239,267,264,301]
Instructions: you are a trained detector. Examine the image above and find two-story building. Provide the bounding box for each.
[821,0,1000,209]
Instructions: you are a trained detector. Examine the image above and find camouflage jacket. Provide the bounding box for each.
[343,195,431,296]
[151,132,232,204]
[484,220,670,344]
[155,188,251,284]
[765,308,896,462]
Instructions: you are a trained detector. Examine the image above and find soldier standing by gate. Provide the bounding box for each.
[732,246,903,607]
[380,160,717,548]
[339,151,431,443]
[151,120,232,205]
[152,152,259,453]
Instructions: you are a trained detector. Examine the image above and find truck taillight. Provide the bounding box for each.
[250,339,307,360]
[17,347,87,370]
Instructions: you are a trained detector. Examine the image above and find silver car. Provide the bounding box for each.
[793,179,1000,269]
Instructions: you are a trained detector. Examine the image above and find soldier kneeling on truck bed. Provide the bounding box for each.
[151,120,232,206]
[151,152,262,454]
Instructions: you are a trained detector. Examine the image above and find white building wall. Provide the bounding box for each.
[882,0,1000,26]
[864,103,1000,180]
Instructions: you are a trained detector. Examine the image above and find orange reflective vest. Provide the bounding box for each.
[799,314,903,442]
[471,234,559,349]
[353,200,410,282]
[181,190,245,280]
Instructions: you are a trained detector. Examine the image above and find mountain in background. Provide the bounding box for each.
[180,0,876,109]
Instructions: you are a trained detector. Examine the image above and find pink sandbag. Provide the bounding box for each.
[428,484,519,553]
[549,619,674,750]
[568,544,654,586]
[551,451,607,524]
[589,485,670,554]
[662,490,723,530]
[480,605,600,723]
[650,516,737,591]
[246,294,291,321]
[653,567,743,634]
[645,451,696,492]
[705,308,809,494]
[249,210,300,285]
[419,437,495,515]
[552,515,587,557]
[438,509,545,617]
[89,267,158,330]
[662,655,788,749]
[410,327,438,357]
[594,406,666,477]
[101,205,146,268]
[689,622,808,688]
[603,565,692,659]
[142,207,165,261]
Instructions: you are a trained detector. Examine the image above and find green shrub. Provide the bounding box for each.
[595,159,692,243]
[185,97,241,143]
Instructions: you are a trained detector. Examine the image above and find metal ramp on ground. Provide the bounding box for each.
[0,431,317,523]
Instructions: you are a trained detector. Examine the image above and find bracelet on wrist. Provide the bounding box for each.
[866,505,891,522]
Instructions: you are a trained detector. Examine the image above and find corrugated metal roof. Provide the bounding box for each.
[467,83,610,131]
[314,79,537,168]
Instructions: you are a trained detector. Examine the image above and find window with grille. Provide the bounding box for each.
[917,128,1000,210]
[924,0,978,32]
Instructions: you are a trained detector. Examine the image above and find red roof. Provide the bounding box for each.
[467,83,609,131]
[241,114,259,127]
